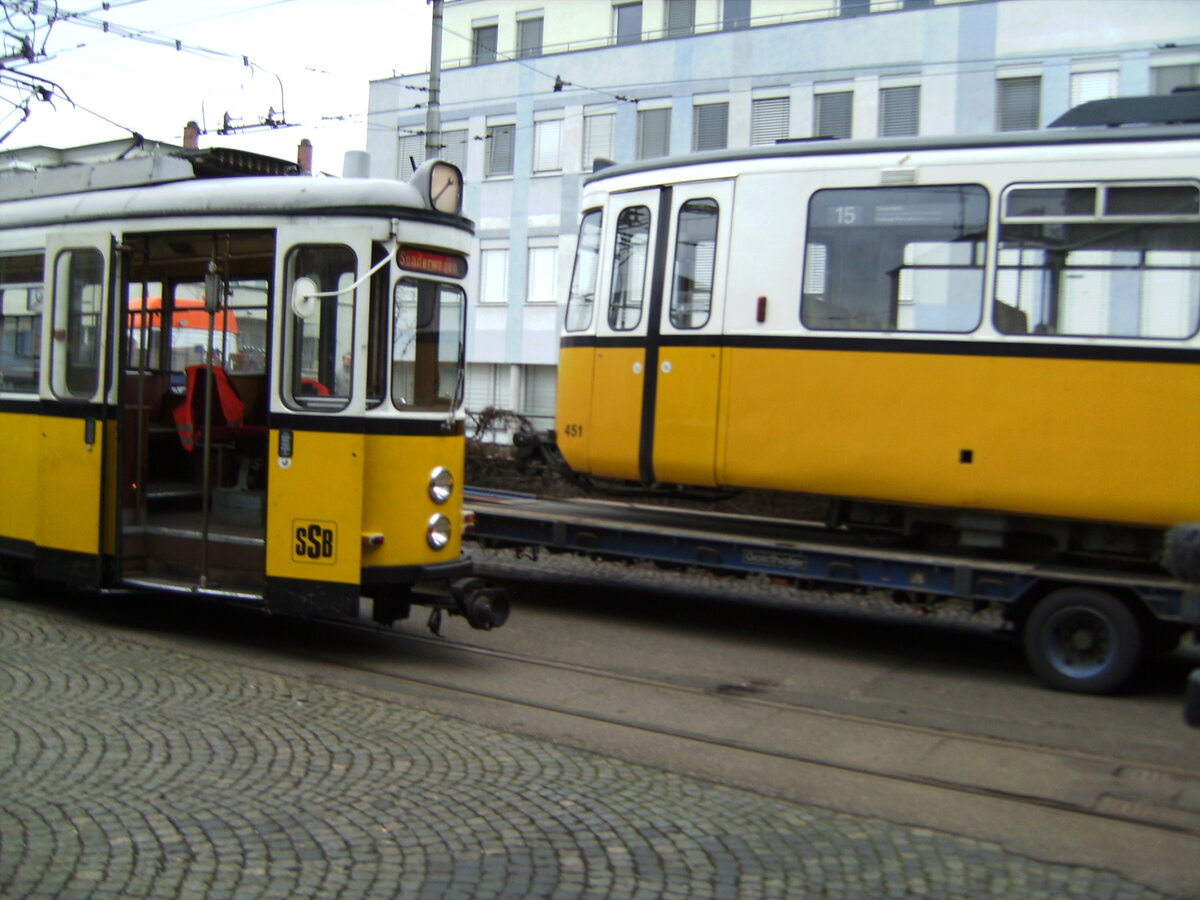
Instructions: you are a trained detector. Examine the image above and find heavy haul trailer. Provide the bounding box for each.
[464,488,1199,694]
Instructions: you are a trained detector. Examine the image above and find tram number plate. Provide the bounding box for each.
[293,520,337,564]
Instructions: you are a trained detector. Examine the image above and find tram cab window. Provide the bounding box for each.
[996,182,1200,339]
[609,206,651,331]
[392,278,464,410]
[284,245,356,409]
[565,210,602,332]
[670,199,718,329]
[801,185,988,333]
[0,253,43,393]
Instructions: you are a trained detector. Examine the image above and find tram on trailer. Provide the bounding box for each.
[557,95,1200,567]
[0,152,506,632]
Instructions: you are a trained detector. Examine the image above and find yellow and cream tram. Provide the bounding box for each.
[556,99,1200,566]
[0,155,506,631]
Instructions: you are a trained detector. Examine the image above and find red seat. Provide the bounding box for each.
[173,364,249,451]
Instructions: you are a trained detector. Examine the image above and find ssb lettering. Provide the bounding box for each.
[294,524,335,560]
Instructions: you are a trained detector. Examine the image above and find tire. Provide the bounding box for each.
[1022,587,1143,694]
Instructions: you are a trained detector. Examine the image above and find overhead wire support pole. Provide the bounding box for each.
[424,0,442,163]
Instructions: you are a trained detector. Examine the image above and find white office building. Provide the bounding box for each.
[366,0,1200,432]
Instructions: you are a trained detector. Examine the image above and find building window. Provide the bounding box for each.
[526,246,558,303]
[486,122,515,177]
[903,0,932,8]
[665,0,695,37]
[480,249,508,304]
[751,96,789,145]
[533,119,562,173]
[840,0,870,17]
[521,365,557,428]
[615,2,642,45]
[472,23,498,65]
[436,128,468,173]
[1154,64,1200,94]
[1070,70,1117,108]
[397,132,424,180]
[692,102,729,152]
[815,91,852,139]
[583,112,616,171]
[637,107,671,160]
[518,15,544,59]
[997,75,1041,131]
[723,0,752,31]
[879,85,919,137]
[465,363,511,417]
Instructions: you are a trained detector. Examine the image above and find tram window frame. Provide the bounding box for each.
[565,209,603,332]
[49,248,105,400]
[669,198,718,330]
[0,253,44,393]
[995,181,1200,340]
[283,244,357,411]
[800,184,989,334]
[608,205,652,332]
[391,277,465,412]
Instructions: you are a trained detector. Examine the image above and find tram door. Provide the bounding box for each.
[651,181,732,487]
[36,232,116,585]
[589,188,663,482]
[117,231,274,592]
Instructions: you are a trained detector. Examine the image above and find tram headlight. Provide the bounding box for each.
[429,466,454,504]
[426,513,453,550]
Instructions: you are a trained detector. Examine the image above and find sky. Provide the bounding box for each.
[1,0,435,175]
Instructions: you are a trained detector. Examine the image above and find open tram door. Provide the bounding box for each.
[115,231,274,596]
[36,232,117,586]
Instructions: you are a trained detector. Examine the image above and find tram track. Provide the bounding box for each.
[291,617,1200,843]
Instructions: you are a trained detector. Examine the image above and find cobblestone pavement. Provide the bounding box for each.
[0,600,1181,900]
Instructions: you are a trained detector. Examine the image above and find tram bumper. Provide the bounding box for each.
[362,556,509,632]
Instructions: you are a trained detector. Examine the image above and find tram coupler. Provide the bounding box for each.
[449,577,510,631]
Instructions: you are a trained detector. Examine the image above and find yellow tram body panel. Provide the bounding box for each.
[554,345,596,475]
[719,346,1200,528]
[266,428,365,585]
[360,432,465,568]
[0,409,40,544]
[586,345,645,482]
[35,414,111,556]
[652,344,722,487]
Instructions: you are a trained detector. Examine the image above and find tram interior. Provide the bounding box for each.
[119,231,273,589]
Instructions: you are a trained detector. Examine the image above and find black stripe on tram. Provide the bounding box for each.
[639,186,673,486]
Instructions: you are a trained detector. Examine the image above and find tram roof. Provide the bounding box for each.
[583,120,1200,188]
[0,174,472,233]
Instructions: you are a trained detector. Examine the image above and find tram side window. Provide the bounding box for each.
[801,185,988,333]
[0,253,44,393]
[608,206,651,331]
[50,249,104,399]
[670,198,718,329]
[565,210,602,332]
[284,245,356,409]
[392,279,464,410]
[996,183,1200,338]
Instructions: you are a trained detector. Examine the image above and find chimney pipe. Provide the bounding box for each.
[297,139,313,175]
[183,121,200,150]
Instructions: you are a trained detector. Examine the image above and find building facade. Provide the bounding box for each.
[366,0,1200,432]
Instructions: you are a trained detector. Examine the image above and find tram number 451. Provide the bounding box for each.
[293,520,337,564]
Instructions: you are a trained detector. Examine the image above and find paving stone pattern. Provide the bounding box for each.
[0,602,1176,899]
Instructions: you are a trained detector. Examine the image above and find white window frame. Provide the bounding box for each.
[526,245,559,304]
[479,248,509,305]
[533,118,563,174]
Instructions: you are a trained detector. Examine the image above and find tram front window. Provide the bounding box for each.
[285,245,356,408]
[392,278,464,410]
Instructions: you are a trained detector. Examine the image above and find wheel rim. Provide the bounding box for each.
[1040,604,1117,679]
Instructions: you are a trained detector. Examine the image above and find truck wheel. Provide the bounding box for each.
[1022,587,1143,694]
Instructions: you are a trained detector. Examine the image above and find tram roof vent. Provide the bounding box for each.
[1049,90,1200,128]
[880,167,917,185]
